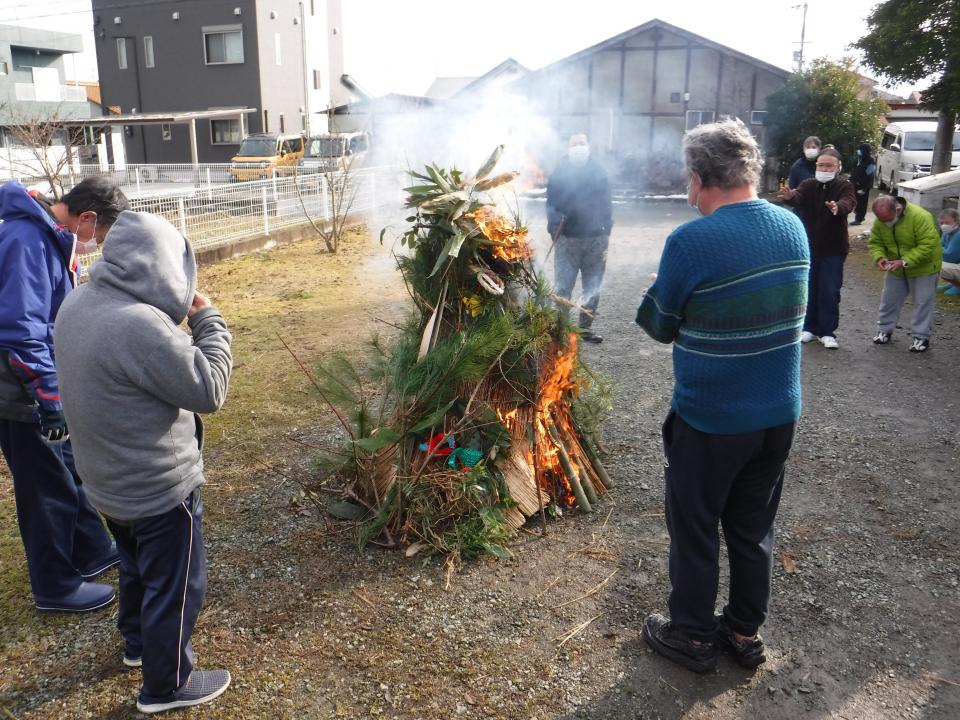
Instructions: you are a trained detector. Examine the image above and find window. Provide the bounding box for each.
[279,113,285,133]
[203,26,243,64]
[275,33,282,65]
[262,109,269,133]
[211,118,242,145]
[750,110,767,126]
[281,137,301,154]
[685,110,715,131]
[880,131,897,149]
[144,36,155,68]
[161,123,172,141]
[116,38,127,69]
[670,92,682,104]
[313,69,321,90]
[310,0,315,15]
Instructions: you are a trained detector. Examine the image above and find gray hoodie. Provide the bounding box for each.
[54,211,232,521]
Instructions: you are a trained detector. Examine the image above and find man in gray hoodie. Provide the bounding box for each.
[54,211,233,714]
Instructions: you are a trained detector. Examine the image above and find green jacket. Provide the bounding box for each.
[868,202,943,276]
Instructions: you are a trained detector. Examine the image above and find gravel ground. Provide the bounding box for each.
[1,199,958,719]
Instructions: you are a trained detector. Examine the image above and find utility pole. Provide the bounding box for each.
[791,2,809,73]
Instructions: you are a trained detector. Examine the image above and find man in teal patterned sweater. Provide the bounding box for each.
[636,119,809,673]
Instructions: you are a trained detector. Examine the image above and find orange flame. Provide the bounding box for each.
[464,207,532,262]
[534,333,580,506]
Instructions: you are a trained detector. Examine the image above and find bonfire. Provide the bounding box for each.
[311,146,612,563]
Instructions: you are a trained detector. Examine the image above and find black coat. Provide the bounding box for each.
[849,143,876,191]
[785,177,857,256]
[546,158,613,238]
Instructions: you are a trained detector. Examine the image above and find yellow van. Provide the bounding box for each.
[229,133,305,181]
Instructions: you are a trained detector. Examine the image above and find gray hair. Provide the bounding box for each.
[804,136,822,148]
[939,208,959,223]
[872,195,898,214]
[683,118,763,190]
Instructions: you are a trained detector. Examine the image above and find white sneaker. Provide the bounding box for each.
[800,331,818,343]
[820,335,839,349]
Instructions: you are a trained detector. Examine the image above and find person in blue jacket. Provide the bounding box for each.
[787,136,822,189]
[938,208,960,296]
[0,177,129,611]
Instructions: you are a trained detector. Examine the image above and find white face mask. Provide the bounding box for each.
[815,170,836,183]
[568,145,590,165]
[74,214,99,254]
[941,223,957,234]
[804,148,819,160]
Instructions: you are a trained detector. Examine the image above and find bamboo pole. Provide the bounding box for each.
[572,417,615,489]
[551,407,601,501]
[546,418,591,512]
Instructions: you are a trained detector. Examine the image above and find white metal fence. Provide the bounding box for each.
[68,166,399,258]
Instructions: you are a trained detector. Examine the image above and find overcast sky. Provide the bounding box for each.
[0,0,927,96]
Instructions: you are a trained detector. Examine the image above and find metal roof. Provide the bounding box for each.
[63,108,256,126]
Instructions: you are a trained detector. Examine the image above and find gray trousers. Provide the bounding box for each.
[553,233,609,328]
[876,272,938,339]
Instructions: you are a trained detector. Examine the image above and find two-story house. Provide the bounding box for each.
[92,0,349,164]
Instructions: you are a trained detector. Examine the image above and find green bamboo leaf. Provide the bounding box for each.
[353,429,402,453]
[474,145,504,181]
[447,231,467,258]
[429,234,457,276]
[408,398,458,433]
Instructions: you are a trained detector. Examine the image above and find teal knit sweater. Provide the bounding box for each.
[636,200,810,434]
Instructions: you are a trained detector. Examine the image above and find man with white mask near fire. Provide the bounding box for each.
[778,148,856,349]
[636,118,808,673]
[546,132,613,343]
[0,177,128,613]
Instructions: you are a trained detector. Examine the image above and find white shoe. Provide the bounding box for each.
[820,335,839,349]
[800,331,818,343]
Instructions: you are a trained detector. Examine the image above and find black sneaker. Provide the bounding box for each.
[642,613,717,673]
[581,330,603,344]
[908,338,929,353]
[136,669,231,714]
[717,614,766,669]
[873,331,891,345]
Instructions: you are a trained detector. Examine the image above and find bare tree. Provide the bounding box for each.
[293,112,365,254]
[1,103,83,199]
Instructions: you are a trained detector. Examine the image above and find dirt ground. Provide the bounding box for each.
[1,200,958,719]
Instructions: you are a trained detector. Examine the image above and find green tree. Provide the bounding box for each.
[765,58,887,180]
[855,0,960,173]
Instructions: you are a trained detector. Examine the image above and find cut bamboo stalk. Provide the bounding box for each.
[577,462,599,506]
[551,407,602,501]
[572,417,615,489]
[546,418,591,512]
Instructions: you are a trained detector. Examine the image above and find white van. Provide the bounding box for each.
[876,121,960,192]
[298,132,370,174]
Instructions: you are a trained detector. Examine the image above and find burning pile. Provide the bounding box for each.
[314,147,612,561]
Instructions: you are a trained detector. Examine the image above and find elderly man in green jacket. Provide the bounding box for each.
[869,195,943,352]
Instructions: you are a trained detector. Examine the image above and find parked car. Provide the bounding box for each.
[876,121,960,192]
[298,132,370,174]
[229,133,305,181]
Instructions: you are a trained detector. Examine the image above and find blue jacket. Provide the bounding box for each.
[0,182,77,422]
[942,227,960,264]
[788,157,816,189]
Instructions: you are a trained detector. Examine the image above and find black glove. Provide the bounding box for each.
[38,407,69,443]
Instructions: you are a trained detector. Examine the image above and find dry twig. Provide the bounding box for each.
[555,612,604,650]
[557,569,619,608]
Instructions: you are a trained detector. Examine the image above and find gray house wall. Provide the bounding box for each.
[93,0,263,163]
[520,23,789,189]
[0,25,91,125]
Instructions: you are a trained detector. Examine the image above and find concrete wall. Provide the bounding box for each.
[0,25,90,125]
[254,0,307,136]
